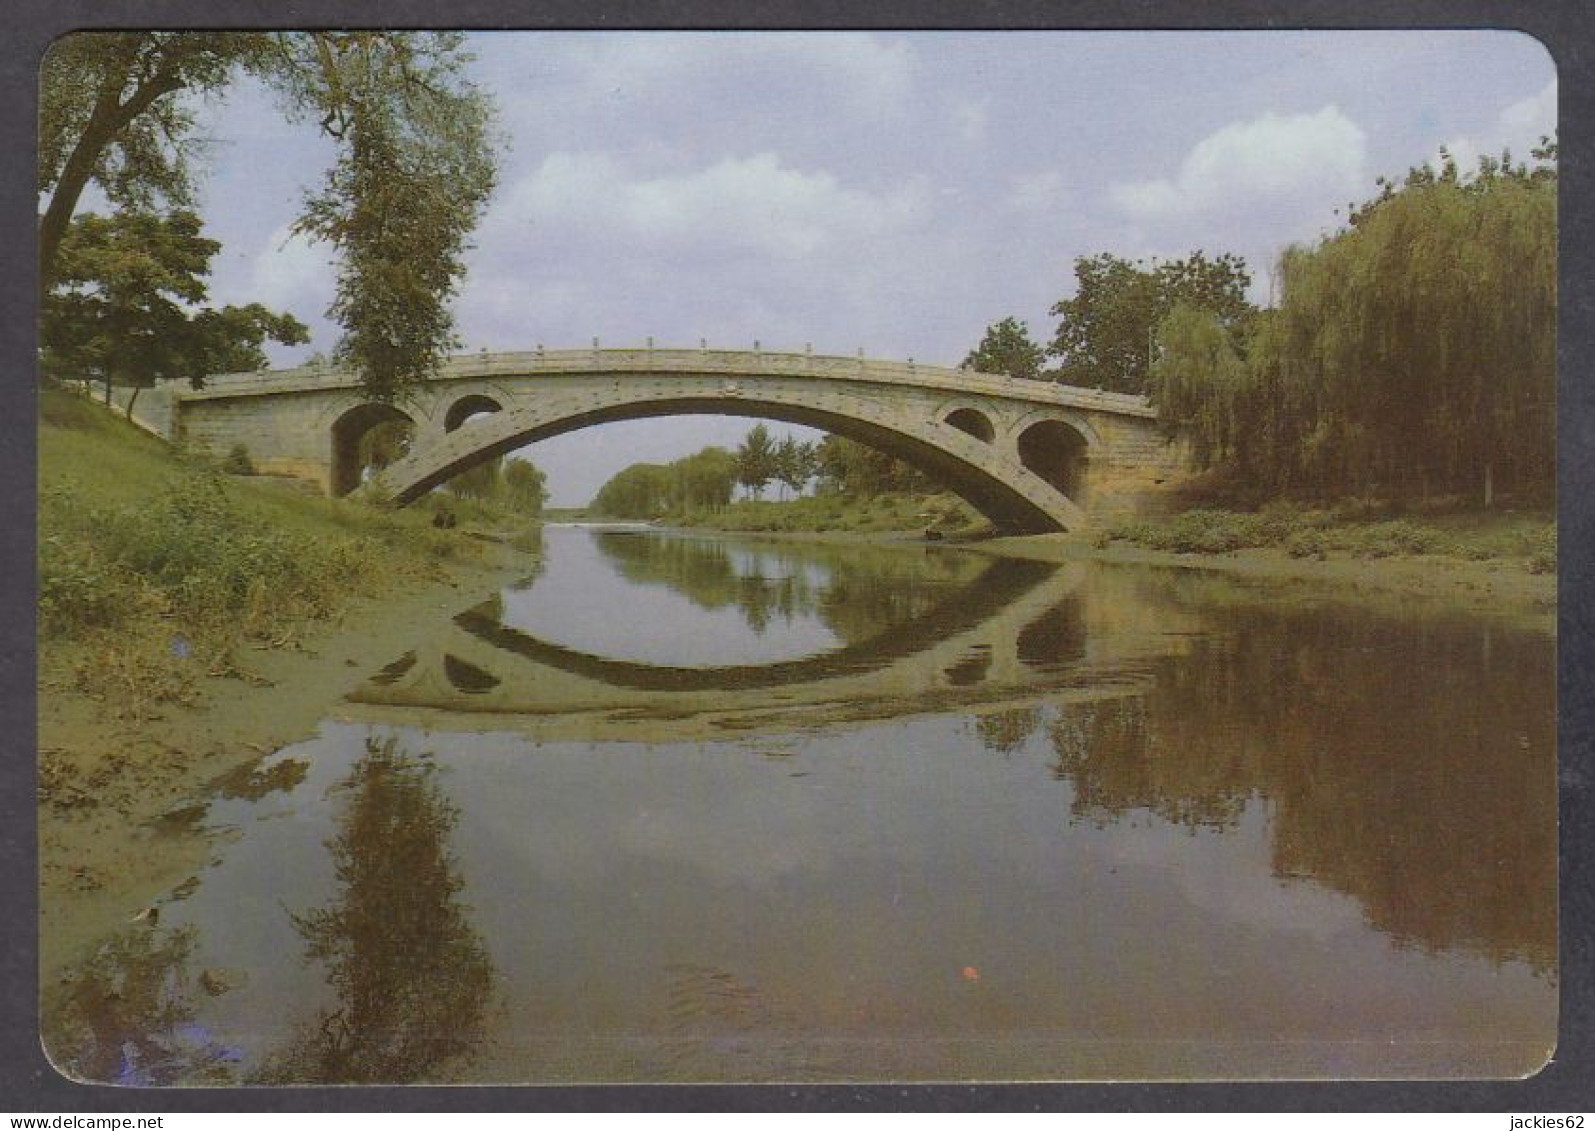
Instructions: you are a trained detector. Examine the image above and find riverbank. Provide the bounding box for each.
[37,389,540,985]
[659,492,1558,632]
[976,531,1557,633]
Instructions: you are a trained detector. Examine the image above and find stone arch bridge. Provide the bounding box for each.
[119,345,1178,533]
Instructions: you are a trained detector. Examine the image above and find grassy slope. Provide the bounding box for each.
[37,387,542,999]
[38,386,481,713]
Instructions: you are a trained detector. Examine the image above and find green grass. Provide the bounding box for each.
[39,386,481,701]
[1102,499,1555,571]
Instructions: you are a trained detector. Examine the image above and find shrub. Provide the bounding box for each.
[40,474,388,640]
[222,444,255,475]
[1284,529,1329,560]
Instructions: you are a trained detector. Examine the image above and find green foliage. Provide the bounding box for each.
[444,455,504,501]
[40,209,307,398]
[1049,251,1253,393]
[591,463,674,519]
[292,34,497,401]
[674,491,976,535]
[1157,146,1557,505]
[38,32,271,282]
[42,476,357,637]
[500,458,548,516]
[1104,502,1552,567]
[814,435,930,497]
[1148,303,1250,466]
[222,444,255,475]
[734,423,779,499]
[773,435,818,500]
[438,454,547,518]
[1106,509,1300,555]
[590,445,740,519]
[38,31,499,403]
[357,417,414,474]
[671,447,738,512]
[38,387,467,644]
[963,316,1046,380]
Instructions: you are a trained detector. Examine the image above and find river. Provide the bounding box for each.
[42,525,1558,1085]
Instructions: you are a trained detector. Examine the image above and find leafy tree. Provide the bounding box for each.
[39,31,498,402]
[1154,143,1556,504]
[670,446,738,512]
[590,447,737,518]
[814,435,929,497]
[40,209,307,410]
[358,418,413,473]
[962,316,1046,380]
[501,457,548,516]
[773,436,817,500]
[1147,303,1251,469]
[591,463,673,519]
[444,456,503,501]
[1048,251,1252,393]
[734,423,779,500]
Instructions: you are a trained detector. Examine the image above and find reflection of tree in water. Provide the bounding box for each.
[595,532,981,644]
[975,707,1042,754]
[1045,607,1556,974]
[43,924,238,1085]
[1050,695,1247,830]
[252,736,495,1083]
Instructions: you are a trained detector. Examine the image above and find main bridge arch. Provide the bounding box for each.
[368,380,1093,533]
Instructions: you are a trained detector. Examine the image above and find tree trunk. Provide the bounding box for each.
[125,385,141,420]
[38,52,186,294]
[1483,459,1495,509]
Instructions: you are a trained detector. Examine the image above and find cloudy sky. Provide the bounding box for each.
[183,31,1555,504]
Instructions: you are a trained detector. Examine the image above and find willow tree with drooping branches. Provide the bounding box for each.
[1151,141,1556,505]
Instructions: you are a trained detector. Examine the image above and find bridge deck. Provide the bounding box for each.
[175,346,1158,419]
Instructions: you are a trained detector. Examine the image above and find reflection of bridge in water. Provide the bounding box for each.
[346,556,1203,735]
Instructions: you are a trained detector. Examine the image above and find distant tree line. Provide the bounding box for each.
[590,424,935,519]
[441,454,548,516]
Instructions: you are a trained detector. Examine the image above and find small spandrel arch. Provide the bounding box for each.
[945,407,995,444]
[444,394,505,433]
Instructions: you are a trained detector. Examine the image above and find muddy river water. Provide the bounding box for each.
[45,525,1558,1084]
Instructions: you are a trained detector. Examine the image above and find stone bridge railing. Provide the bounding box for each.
[178,344,1158,419]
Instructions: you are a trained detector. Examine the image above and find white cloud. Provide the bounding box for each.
[241,223,337,316]
[1112,105,1368,219]
[498,150,931,260]
[1424,77,1556,182]
[1499,77,1556,139]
